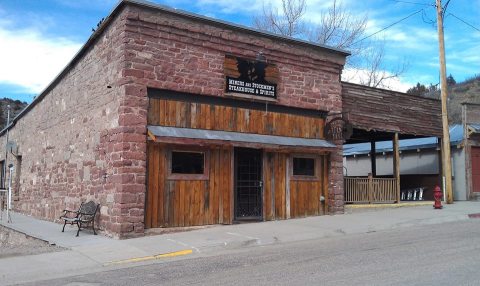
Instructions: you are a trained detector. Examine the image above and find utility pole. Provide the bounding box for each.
[436,0,453,204]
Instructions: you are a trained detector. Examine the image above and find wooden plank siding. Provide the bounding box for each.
[289,156,325,218]
[263,152,288,220]
[146,96,329,228]
[148,98,325,139]
[342,82,443,138]
[146,143,233,228]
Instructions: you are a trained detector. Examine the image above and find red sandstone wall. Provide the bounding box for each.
[0,13,131,238]
[119,5,346,217]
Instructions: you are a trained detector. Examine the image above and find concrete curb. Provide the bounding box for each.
[104,249,193,266]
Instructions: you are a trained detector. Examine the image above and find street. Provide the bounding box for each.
[23,219,480,286]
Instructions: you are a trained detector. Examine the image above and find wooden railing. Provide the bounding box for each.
[344,176,399,204]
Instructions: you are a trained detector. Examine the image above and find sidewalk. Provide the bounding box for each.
[1,201,479,285]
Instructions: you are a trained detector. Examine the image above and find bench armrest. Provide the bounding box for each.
[60,209,79,219]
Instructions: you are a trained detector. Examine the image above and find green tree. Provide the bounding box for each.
[406,83,428,96]
[447,74,456,86]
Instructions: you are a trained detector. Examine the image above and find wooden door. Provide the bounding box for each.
[472,147,480,193]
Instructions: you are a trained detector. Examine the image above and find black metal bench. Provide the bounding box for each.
[60,201,100,237]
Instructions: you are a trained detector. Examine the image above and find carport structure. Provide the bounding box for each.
[341,82,443,203]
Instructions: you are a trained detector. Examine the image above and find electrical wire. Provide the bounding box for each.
[353,9,424,44]
[390,0,435,7]
[448,13,480,32]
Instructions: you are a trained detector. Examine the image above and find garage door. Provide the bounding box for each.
[473,147,480,193]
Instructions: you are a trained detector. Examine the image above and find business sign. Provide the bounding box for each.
[225,56,278,98]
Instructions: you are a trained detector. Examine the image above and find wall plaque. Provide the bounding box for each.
[224,55,278,99]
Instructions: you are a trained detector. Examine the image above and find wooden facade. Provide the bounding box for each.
[145,91,329,228]
[147,97,325,139]
[342,82,443,139]
[146,143,233,228]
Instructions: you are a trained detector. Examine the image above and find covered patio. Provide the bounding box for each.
[341,82,443,204]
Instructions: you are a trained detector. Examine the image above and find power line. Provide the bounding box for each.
[353,9,424,44]
[448,13,480,32]
[390,0,435,7]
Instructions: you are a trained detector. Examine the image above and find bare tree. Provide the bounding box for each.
[355,41,408,88]
[253,0,406,89]
[308,1,367,52]
[253,0,307,37]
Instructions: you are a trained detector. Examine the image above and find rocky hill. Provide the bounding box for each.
[422,75,480,123]
[0,98,28,129]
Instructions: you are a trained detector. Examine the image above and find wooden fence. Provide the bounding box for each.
[344,176,399,204]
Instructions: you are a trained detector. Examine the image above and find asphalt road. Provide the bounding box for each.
[24,220,480,286]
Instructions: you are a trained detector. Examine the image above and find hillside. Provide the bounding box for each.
[0,98,28,129]
[422,75,480,123]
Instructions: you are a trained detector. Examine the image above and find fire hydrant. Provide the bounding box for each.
[433,185,443,209]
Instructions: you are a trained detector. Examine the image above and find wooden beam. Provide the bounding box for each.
[151,136,335,153]
[285,157,291,219]
[393,133,401,203]
[147,130,157,141]
[370,140,376,177]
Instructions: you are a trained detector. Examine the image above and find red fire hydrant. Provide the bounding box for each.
[433,185,443,209]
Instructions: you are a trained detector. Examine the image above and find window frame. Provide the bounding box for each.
[167,147,209,181]
[290,154,320,181]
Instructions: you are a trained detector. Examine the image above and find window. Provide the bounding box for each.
[171,151,205,174]
[293,157,315,176]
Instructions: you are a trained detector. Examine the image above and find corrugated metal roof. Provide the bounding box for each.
[343,125,464,156]
[148,125,336,149]
[470,124,480,133]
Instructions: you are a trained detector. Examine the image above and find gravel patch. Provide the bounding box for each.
[0,225,65,258]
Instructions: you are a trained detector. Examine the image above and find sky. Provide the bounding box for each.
[0,0,478,103]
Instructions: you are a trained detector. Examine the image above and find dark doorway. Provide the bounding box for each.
[234,148,263,220]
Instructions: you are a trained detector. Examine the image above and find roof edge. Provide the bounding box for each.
[341,81,442,102]
[0,0,126,136]
[0,0,350,137]
[125,0,351,57]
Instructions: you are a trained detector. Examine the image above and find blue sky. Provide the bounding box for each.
[0,0,478,103]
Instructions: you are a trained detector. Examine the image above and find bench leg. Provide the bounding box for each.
[62,220,67,232]
[93,221,97,235]
[76,221,81,237]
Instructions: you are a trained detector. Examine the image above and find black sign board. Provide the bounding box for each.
[225,57,277,98]
[226,76,276,98]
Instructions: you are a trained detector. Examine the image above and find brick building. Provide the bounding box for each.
[0,0,349,238]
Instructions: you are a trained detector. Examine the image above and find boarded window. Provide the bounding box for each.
[293,157,315,176]
[171,151,205,174]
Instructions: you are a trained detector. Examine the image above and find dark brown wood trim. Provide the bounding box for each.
[147,88,328,119]
[150,136,334,153]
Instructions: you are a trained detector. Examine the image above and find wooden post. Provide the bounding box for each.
[285,156,291,219]
[368,173,373,204]
[370,140,377,177]
[393,133,401,203]
[436,0,453,204]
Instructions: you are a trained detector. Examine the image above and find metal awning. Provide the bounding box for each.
[147,125,336,151]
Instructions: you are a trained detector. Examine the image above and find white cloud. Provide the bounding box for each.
[342,67,413,92]
[0,24,81,94]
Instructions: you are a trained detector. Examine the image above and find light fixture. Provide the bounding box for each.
[256,52,266,63]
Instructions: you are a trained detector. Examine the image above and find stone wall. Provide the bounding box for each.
[0,12,128,238]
